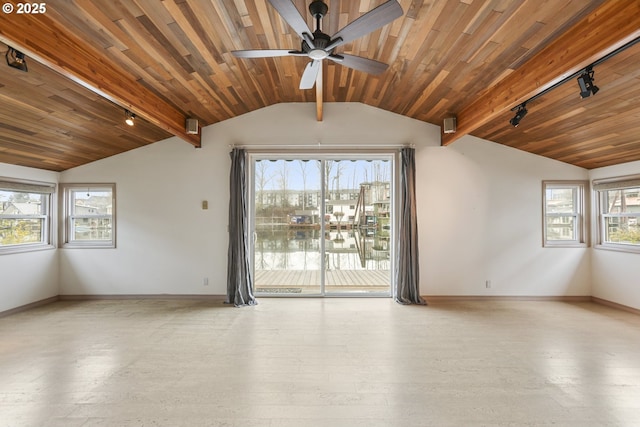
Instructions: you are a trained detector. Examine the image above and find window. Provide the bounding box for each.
[0,179,55,254]
[594,175,640,253]
[61,184,116,248]
[542,181,588,247]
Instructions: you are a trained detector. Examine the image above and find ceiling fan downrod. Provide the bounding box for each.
[309,0,328,31]
[305,1,331,59]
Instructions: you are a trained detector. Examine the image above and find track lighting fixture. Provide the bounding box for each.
[506,37,639,129]
[124,109,135,126]
[509,104,528,127]
[5,47,28,72]
[577,67,599,98]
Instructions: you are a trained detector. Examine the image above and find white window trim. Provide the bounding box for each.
[0,177,56,255]
[60,183,116,249]
[593,174,640,254]
[542,180,589,248]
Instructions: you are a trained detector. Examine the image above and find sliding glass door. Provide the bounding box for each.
[250,154,394,296]
[253,159,323,295]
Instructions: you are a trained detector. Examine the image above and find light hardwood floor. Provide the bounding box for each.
[1,298,640,426]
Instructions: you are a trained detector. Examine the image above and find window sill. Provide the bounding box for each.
[543,242,587,248]
[594,244,640,254]
[61,242,115,249]
[0,244,56,256]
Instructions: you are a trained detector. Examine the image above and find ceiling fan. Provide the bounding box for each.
[231,0,404,120]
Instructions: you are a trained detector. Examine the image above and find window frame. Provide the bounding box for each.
[60,183,116,249]
[593,175,640,254]
[0,178,56,255]
[248,152,396,297]
[542,180,589,248]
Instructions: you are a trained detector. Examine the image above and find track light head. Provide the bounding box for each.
[124,109,136,126]
[577,68,598,98]
[577,75,590,98]
[5,47,28,72]
[509,104,528,127]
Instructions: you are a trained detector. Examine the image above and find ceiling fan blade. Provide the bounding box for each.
[300,60,321,89]
[267,0,313,40]
[231,49,298,58]
[329,54,389,75]
[331,1,403,48]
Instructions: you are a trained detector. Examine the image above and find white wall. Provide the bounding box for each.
[58,103,436,295]
[58,103,591,297]
[0,163,59,312]
[421,136,590,296]
[589,160,640,310]
[59,133,227,295]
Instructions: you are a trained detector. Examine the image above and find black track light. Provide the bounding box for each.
[124,109,136,126]
[510,104,528,127]
[5,47,28,72]
[577,67,599,98]
[505,38,638,133]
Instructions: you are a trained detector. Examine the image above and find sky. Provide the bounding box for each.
[255,159,392,191]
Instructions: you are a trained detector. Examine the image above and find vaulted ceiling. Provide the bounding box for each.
[0,0,639,172]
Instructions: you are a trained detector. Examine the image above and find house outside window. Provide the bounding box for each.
[542,181,588,247]
[60,184,116,248]
[594,175,640,253]
[0,179,55,254]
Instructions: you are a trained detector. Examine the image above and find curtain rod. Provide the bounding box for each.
[228,143,416,149]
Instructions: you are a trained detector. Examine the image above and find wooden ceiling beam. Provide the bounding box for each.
[442,1,640,146]
[0,13,201,148]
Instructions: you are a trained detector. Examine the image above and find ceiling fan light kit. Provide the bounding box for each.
[232,0,403,90]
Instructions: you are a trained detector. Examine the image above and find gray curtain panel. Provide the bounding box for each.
[226,148,258,307]
[395,147,426,305]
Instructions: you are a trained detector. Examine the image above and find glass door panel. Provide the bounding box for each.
[324,159,391,295]
[254,159,322,295]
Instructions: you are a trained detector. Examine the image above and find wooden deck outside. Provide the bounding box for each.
[255,269,390,294]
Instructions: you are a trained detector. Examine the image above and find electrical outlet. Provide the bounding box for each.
[203,277,209,286]
[485,280,491,288]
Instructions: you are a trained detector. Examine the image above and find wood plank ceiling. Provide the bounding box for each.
[1,0,639,172]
